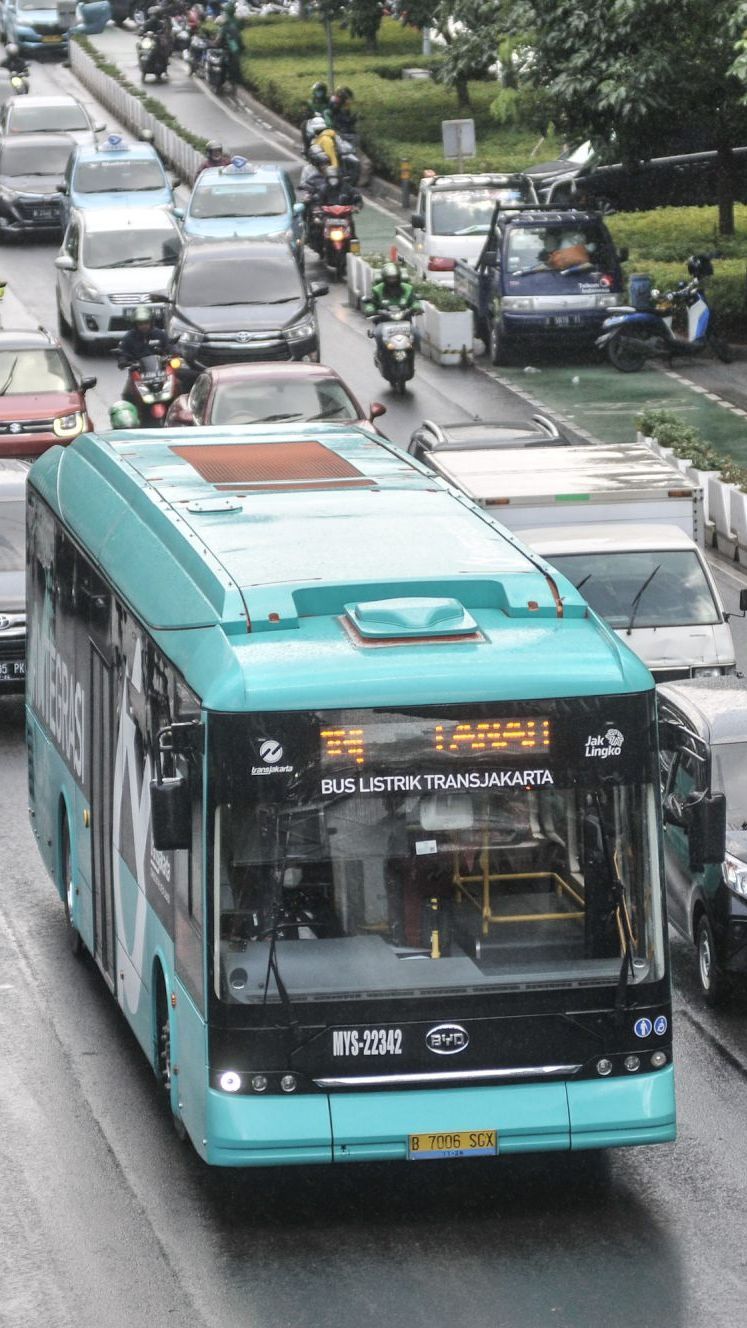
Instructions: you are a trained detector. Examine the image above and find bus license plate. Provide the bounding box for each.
[408,1129,497,1160]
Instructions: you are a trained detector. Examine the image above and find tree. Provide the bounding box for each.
[514,0,747,234]
[430,0,511,109]
[348,0,383,52]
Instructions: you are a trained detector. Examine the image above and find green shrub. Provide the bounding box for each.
[636,408,747,491]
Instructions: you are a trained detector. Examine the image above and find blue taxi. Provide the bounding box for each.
[60,134,175,226]
[183,157,304,263]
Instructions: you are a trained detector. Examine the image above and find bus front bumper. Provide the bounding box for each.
[203,1066,675,1167]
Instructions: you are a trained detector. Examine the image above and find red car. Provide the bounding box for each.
[0,329,95,460]
[166,362,386,431]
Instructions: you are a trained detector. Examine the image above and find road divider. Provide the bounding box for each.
[70,37,206,183]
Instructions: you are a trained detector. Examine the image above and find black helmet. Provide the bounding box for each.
[687,253,713,278]
[311,81,328,99]
[381,261,401,288]
[206,140,223,160]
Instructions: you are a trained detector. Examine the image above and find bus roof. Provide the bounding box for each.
[29,425,651,710]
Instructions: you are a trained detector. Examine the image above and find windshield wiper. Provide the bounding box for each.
[510,262,550,278]
[260,811,299,1044]
[592,792,637,1020]
[0,356,19,396]
[107,255,157,268]
[575,573,593,591]
[626,564,661,635]
[251,412,303,423]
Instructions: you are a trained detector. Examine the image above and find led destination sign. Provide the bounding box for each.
[321,718,551,768]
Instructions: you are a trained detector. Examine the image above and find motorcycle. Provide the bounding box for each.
[9,67,30,95]
[137,32,170,81]
[120,350,183,425]
[597,254,733,373]
[171,14,191,50]
[320,203,358,280]
[205,45,227,93]
[187,28,209,76]
[367,308,417,395]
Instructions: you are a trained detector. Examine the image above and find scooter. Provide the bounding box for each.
[320,203,358,281]
[9,66,30,95]
[367,308,417,395]
[119,350,183,425]
[597,254,732,372]
[187,28,209,76]
[205,45,227,93]
[137,33,170,81]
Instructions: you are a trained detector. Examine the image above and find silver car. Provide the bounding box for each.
[55,207,183,352]
[0,460,27,694]
[0,95,105,146]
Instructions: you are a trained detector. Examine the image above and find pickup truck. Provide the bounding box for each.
[394,172,537,287]
[452,204,627,364]
[420,440,739,682]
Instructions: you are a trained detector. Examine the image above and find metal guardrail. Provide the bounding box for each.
[69,41,203,184]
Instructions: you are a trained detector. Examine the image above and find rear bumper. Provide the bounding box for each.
[203,1066,675,1167]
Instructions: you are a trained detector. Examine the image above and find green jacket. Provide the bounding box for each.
[363,279,421,317]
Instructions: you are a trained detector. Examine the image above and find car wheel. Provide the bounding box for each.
[696,914,730,1006]
[56,294,72,339]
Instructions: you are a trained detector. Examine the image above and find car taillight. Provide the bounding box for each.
[428,257,455,271]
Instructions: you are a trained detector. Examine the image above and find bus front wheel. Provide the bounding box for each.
[156,973,187,1141]
[61,814,82,958]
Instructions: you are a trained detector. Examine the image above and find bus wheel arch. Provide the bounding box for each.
[59,798,82,957]
[153,961,187,1141]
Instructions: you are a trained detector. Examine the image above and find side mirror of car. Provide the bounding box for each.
[369,401,387,421]
[411,212,425,230]
[55,254,76,271]
[173,206,185,220]
[688,792,726,871]
[293,202,305,216]
[310,282,329,298]
[150,775,191,852]
[169,176,179,190]
[94,121,106,133]
[80,375,97,392]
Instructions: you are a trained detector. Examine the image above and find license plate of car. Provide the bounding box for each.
[550,314,582,327]
[0,660,25,682]
[42,34,61,42]
[408,1129,497,1160]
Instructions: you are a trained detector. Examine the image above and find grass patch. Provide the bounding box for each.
[240,16,563,182]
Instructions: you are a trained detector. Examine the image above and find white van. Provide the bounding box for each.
[524,523,736,683]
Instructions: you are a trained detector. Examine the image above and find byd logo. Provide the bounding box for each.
[425,1024,470,1055]
[259,739,284,765]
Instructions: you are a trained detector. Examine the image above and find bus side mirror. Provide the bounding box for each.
[688,792,726,871]
[150,775,191,851]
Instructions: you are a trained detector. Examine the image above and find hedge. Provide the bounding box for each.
[74,34,209,153]
[637,407,747,491]
[239,17,563,184]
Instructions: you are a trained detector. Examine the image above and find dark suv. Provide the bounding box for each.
[0,133,74,239]
[166,238,328,366]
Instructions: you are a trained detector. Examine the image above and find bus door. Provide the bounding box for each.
[90,646,115,987]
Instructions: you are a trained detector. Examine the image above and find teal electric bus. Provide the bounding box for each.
[26,424,677,1166]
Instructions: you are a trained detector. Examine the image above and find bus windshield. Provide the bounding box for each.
[211,701,665,1004]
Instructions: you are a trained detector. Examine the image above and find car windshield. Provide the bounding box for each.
[190,181,288,220]
[0,141,72,177]
[178,254,302,306]
[430,187,530,236]
[20,0,57,7]
[9,106,88,133]
[210,700,665,1005]
[0,499,24,573]
[506,222,614,277]
[209,376,358,425]
[548,549,720,630]
[0,349,75,395]
[74,158,166,194]
[711,743,747,827]
[83,227,181,269]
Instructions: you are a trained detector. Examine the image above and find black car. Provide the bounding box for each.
[0,133,74,239]
[408,413,566,463]
[166,238,327,366]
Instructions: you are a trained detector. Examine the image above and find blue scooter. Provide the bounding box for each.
[596,254,732,372]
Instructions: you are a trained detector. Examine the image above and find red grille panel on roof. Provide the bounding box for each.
[170,441,372,488]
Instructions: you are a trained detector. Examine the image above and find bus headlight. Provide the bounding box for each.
[596,1058,613,1076]
[251,1074,268,1093]
[651,1051,667,1069]
[53,412,85,439]
[219,1070,241,1093]
[280,1074,298,1093]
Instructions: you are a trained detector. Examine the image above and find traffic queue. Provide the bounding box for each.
[0,39,746,1037]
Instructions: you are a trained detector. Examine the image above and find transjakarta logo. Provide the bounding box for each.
[251,738,293,777]
[585,728,624,760]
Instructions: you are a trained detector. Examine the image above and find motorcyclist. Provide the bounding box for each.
[327,86,356,137]
[320,168,361,211]
[217,0,242,87]
[117,306,173,417]
[197,140,231,174]
[302,111,328,154]
[363,262,421,319]
[304,80,328,122]
[141,5,172,67]
[0,43,28,76]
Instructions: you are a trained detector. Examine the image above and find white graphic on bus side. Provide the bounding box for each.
[112,637,150,1017]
